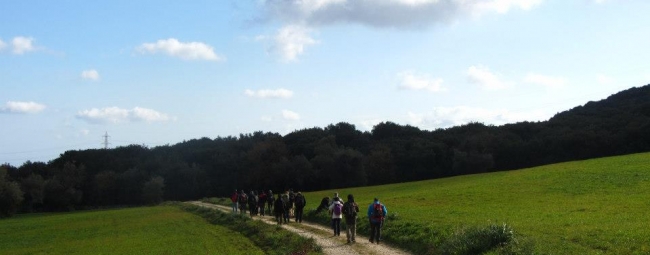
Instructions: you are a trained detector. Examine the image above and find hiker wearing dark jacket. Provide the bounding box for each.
[248,191,258,216]
[267,190,275,215]
[367,198,387,244]
[294,191,306,223]
[273,193,285,225]
[343,194,360,243]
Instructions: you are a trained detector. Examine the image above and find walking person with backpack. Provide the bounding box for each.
[257,190,267,216]
[294,191,306,223]
[273,193,285,225]
[367,198,387,244]
[281,191,290,223]
[328,197,344,236]
[342,194,360,243]
[238,190,248,215]
[248,190,258,217]
[267,190,275,215]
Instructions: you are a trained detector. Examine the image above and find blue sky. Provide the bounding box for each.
[1,0,649,166]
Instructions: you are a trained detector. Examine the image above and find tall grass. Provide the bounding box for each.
[302,152,650,254]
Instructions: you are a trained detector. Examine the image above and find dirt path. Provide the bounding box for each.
[187,201,411,255]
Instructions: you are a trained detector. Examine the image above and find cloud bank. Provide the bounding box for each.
[408,106,548,129]
[138,38,224,61]
[76,107,174,124]
[259,0,544,29]
[1,101,46,114]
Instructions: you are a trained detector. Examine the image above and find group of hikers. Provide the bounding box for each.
[230,189,387,244]
[230,189,307,224]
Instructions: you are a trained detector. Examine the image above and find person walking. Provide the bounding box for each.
[328,197,344,236]
[258,190,267,216]
[230,189,239,214]
[294,191,306,223]
[367,198,387,244]
[267,190,275,215]
[273,193,285,225]
[248,190,258,217]
[343,194,360,243]
[281,191,290,223]
[238,190,248,215]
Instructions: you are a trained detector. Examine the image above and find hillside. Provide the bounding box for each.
[2,84,650,213]
[303,152,650,254]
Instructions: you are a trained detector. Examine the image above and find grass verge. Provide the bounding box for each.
[172,201,323,255]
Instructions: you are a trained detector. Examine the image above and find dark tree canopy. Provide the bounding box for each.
[4,84,650,213]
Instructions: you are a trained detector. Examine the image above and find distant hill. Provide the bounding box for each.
[4,84,650,211]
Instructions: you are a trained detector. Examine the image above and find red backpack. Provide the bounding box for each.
[372,203,384,220]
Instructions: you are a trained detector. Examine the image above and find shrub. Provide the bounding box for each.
[437,223,533,255]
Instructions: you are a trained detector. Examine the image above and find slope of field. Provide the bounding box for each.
[0,206,264,255]
[303,152,650,254]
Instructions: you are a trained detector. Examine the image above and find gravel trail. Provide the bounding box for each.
[187,201,411,255]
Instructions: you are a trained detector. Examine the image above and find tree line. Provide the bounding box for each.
[1,84,649,216]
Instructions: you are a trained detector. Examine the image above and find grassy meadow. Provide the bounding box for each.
[303,152,650,254]
[0,205,264,255]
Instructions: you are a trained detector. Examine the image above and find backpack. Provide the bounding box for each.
[294,194,305,208]
[239,194,247,204]
[372,203,384,220]
[343,202,357,218]
[333,203,343,216]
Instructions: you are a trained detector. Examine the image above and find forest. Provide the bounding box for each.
[1,84,649,216]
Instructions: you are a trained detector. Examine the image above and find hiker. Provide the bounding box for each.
[294,191,306,223]
[367,198,387,244]
[248,191,258,217]
[230,189,239,213]
[258,190,267,216]
[273,193,285,225]
[316,196,330,213]
[328,197,344,236]
[267,190,275,215]
[343,194,360,243]
[289,189,296,218]
[238,190,248,215]
[281,191,290,223]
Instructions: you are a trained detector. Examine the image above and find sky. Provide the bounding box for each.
[1,0,649,166]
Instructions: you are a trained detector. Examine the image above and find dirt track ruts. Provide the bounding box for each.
[187,201,411,255]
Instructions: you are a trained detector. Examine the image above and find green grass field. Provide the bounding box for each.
[303,152,650,254]
[0,205,264,255]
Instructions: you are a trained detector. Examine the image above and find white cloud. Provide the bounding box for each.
[524,73,566,88]
[467,65,510,90]
[12,36,35,54]
[1,101,46,114]
[245,88,294,99]
[398,71,447,92]
[407,106,549,129]
[259,0,544,29]
[81,69,100,81]
[137,38,224,61]
[263,25,318,62]
[76,107,173,124]
[0,39,6,51]
[282,109,301,120]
